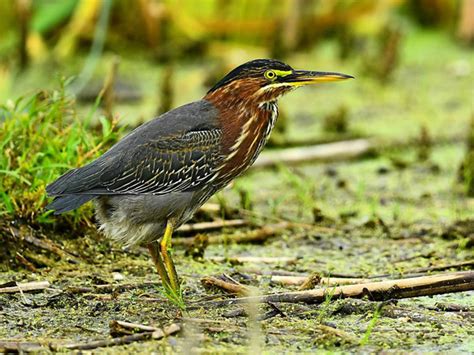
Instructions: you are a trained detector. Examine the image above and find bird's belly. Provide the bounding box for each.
[94,190,212,247]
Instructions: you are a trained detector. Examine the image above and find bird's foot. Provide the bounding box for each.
[159,246,185,310]
[147,241,185,310]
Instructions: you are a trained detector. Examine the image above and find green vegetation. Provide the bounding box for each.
[0,80,121,225]
[0,1,472,352]
[359,304,381,346]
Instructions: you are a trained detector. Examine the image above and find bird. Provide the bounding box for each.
[46,59,353,302]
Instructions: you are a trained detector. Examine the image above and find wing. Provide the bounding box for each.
[46,100,224,197]
[99,129,223,194]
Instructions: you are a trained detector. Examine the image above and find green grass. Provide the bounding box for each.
[360,304,382,346]
[0,78,122,225]
[0,29,472,353]
[160,282,186,311]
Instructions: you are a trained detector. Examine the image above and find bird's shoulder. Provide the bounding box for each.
[46,100,224,197]
[102,99,222,164]
[117,100,220,146]
[95,100,224,194]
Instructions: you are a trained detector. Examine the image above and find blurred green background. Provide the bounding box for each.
[1,3,473,351]
[0,0,472,224]
[0,0,472,119]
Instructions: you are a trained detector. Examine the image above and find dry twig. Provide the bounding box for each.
[0,281,50,294]
[270,275,373,287]
[201,276,250,295]
[405,260,474,273]
[110,320,161,336]
[253,139,373,168]
[56,324,180,351]
[173,222,292,246]
[254,134,464,169]
[0,342,44,353]
[371,260,474,278]
[14,252,37,272]
[209,256,297,265]
[9,226,80,263]
[177,219,248,234]
[66,281,160,294]
[83,294,166,303]
[193,271,474,308]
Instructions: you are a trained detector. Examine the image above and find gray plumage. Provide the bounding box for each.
[46,100,224,246]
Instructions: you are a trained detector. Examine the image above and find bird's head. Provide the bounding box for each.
[205,59,353,105]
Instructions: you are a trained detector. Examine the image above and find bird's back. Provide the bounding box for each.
[46,100,222,213]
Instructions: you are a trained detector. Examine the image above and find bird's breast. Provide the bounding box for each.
[215,101,278,184]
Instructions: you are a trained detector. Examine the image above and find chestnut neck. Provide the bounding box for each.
[204,79,265,154]
[204,79,280,184]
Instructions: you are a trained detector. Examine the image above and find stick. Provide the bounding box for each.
[15,252,37,272]
[61,333,153,350]
[245,269,308,277]
[255,132,466,169]
[66,281,160,294]
[0,342,44,353]
[84,294,166,303]
[193,271,474,308]
[270,275,372,287]
[177,219,248,234]
[173,222,291,246]
[0,281,50,294]
[407,260,474,273]
[201,276,249,295]
[57,324,180,351]
[209,256,297,264]
[198,203,221,213]
[110,320,160,332]
[202,274,370,294]
[17,229,80,263]
[257,260,474,284]
[371,260,474,279]
[253,139,373,168]
[109,320,160,336]
[427,302,473,313]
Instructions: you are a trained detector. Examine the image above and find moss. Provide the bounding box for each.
[1,30,473,352]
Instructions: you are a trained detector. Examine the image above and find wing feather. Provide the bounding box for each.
[46,100,224,198]
[99,129,223,195]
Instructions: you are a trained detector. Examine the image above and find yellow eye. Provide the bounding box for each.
[264,70,277,81]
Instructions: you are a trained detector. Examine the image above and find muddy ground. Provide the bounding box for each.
[1,142,473,353]
[1,30,473,352]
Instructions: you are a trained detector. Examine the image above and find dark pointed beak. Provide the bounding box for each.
[283,70,354,86]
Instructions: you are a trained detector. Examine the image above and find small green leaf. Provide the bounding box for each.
[99,116,112,137]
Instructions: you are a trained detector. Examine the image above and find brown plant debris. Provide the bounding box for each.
[173,222,292,246]
[55,323,181,351]
[194,271,474,308]
[0,280,50,293]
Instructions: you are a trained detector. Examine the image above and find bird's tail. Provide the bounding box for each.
[46,194,96,215]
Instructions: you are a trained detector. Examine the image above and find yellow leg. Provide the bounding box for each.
[160,221,180,293]
[147,241,171,287]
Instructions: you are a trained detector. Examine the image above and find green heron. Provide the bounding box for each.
[46,59,352,301]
